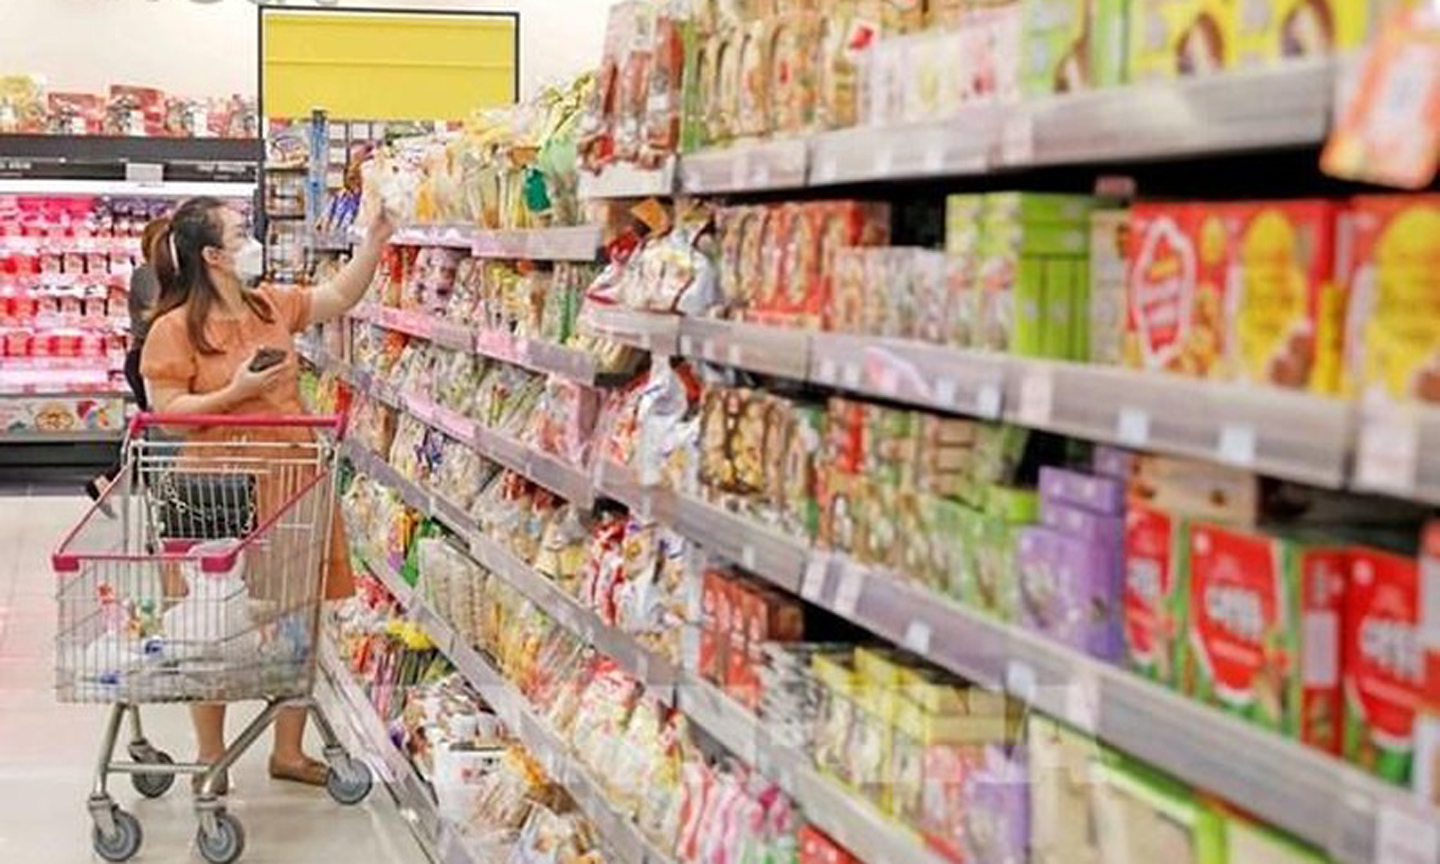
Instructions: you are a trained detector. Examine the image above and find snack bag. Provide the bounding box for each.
[1234,0,1373,66]
[1340,195,1440,404]
[1343,547,1423,785]
[1124,503,1183,686]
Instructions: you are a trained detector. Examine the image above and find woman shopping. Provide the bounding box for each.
[140,196,393,790]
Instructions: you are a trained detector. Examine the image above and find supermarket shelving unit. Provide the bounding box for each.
[307,50,1440,864]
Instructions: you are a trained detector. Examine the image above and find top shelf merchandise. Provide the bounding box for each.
[0,75,256,139]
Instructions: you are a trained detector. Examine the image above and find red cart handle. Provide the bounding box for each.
[128,412,347,436]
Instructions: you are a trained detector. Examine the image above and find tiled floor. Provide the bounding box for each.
[0,496,427,863]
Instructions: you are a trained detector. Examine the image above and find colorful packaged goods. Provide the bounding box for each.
[1127,0,1238,82]
[1021,0,1129,94]
[1092,756,1223,862]
[1180,523,1345,748]
[1416,522,1440,806]
[1339,195,1440,405]
[1343,547,1424,786]
[1088,208,1130,365]
[1233,0,1374,66]
[1124,502,1184,685]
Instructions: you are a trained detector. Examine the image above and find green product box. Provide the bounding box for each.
[1220,815,1328,864]
[983,191,1099,224]
[981,219,1091,256]
[972,423,1031,488]
[946,193,987,257]
[1093,756,1224,864]
[962,512,1022,622]
[921,495,973,600]
[1022,0,1130,94]
[1015,257,1048,357]
[1070,258,1091,362]
[1042,257,1075,360]
[985,483,1040,523]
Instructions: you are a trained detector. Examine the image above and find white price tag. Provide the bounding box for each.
[817,358,838,383]
[903,621,932,655]
[1017,372,1054,425]
[1357,407,1420,494]
[741,545,757,571]
[1377,801,1440,864]
[679,335,694,355]
[834,563,865,617]
[841,363,862,389]
[1002,115,1035,164]
[1218,423,1257,466]
[1117,407,1150,446]
[815,155,839,183]
[934,378,959,407]
[1064,667,1100,735]
[976,383,1003,418]
[923,143,945,173]
[727,344,743,367]
[801,556,829,601]
[1005,661,1037,702]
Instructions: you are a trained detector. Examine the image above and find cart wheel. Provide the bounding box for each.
[129,747,176,798]
[196,811,246,864]
[92,809,143,863]
[326,756,373,805]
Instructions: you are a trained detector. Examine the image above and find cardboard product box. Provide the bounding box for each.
[817,466,863,556]
[1045,257,1079,360]
[1181,523,1342,742]
[1222,200,1340,392]
[779,402,826,540]
[1090,208,1130,365]
[827,245,869,333]
[1234,0,1374,67]
[1339,195,1440,405]
[1092,756,1223,863]
[1029,715,1105,864]
[963,510,1026,622]
[732,583,806,711]
[738,205,774,321]
[1069,257,1092,362]
[1044,497,1126,547]
[922,495,979,600]
[813,651,860,785]
[1017,525,1125,660]
[772,202,826,327]
[1014,257,1049,357]
[1343,547,1424,786]
[1040,466,1127,516]
[985,191,1099,225]
[1415,521,1440,807]
[925,743,1030,864]
[1127,453,1262,525]
[1127,0,1238,82]
[1219,812,1330,864]
[1022,0,1130,94]
[1125,202,1228,378]
[913,248,951,345]
[699,568,735,683]
[1125,502,1184,685]
[1093,444,1138,480]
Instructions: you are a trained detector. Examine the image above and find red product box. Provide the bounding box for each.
[799,825,860,864]
[1343,547,1424,785]
[1125,203,1226,379]
[729,583,806,710]
[1123,502,1182,687]
[1297,546,1348,754]
[699,569,734,684]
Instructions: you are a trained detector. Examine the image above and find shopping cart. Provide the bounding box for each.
[52,413,373,864]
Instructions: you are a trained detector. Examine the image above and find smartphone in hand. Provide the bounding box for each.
[248,347,288,373]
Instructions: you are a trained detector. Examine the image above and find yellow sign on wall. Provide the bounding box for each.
[261,10,517,120]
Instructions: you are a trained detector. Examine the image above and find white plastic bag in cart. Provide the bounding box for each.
[160,540,258,662]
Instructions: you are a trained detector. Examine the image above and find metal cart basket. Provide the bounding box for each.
[52,413,373,864]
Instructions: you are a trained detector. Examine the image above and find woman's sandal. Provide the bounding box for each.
[268,756,330,787]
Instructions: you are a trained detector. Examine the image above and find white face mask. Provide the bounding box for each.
[232,237,265,283]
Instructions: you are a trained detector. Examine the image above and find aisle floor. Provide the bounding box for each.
[0,496,428,863]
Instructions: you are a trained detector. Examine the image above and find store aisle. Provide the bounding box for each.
[0,496,427,864]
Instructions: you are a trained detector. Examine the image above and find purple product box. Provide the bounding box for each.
[1039,466,1125,516]
[1092,445,1136,481]
[1040,499,1124,549]
[1016,526,1123,662]
[961,745,1029,864]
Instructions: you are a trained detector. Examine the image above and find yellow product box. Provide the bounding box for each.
[1340,195,1440,405]
[1128,0,1239,82]
[1234,0,1374,67]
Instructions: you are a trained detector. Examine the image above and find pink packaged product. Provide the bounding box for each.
[1016,525,1124,661]
[1092,445,1136,481]
[1040,499,1124,548]
[1039,466,1125,515]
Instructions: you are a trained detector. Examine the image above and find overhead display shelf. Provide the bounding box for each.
[577,159,675,200]
[677,138,808,194]
[0,134,261,181]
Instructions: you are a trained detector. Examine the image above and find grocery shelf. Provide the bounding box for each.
[577,159,675,200]
[678,317,810,381]
[809,103,1005,187]
[578,305,680,354]
[352,305,604,385]
[0,134,262,181]
[0,177,255,199]
[389,223,478,249]
[669,493,808,595]
[677,139,808,194]
[1015,58,1335,167]
[1353,399,1440,506]
[316,641,454,863]
[677,674,948,864]
[809,333,1007,420]
[0,428,124,444]
[470,224,603,262]
[1003,359,1353,488]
